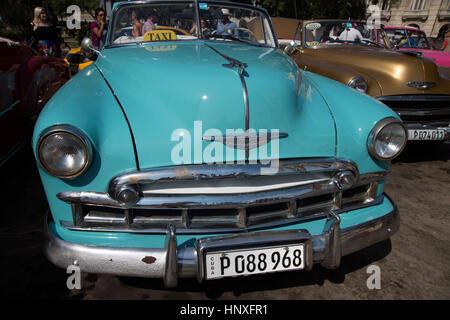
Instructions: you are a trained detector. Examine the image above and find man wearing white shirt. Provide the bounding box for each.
[338,22,363,42]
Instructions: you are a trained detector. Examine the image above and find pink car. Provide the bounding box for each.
[382,26,450,67]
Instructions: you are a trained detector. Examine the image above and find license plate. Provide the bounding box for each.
[408,129,445,141]
[204,244,305,280]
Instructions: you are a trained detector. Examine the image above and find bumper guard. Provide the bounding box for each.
[44,203,399,288]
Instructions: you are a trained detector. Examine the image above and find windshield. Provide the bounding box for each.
[108,1,276,48]
[385,28,431,49]
[302,21,389,48]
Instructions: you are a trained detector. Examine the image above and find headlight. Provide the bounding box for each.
[36,125,93,179]
[367,118,407,161]
[348,76,368,93]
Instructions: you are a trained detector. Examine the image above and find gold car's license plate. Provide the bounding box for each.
[408,129,445,141]
[205,244,305,280]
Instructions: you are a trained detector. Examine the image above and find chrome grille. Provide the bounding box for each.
[57,159,385,234]
[377,95,450,126]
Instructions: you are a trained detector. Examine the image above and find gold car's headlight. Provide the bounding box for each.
[348,76,368,93]
[36,125,93,179]
[367,118,407,161]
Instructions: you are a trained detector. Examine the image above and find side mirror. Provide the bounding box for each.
[81,37,100,55]
[284,41,299,55]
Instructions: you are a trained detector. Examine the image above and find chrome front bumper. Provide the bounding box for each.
[44,203,399,288]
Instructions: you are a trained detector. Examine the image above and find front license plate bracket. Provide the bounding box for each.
[196,229,313,282]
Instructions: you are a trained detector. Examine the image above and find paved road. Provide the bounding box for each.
[0,142,449,300]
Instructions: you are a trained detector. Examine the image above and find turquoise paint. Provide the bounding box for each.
[33,1,400,249]
[304,71,399,174]
[49,195,395,248]
[97,41,336,169]
[32,66,138,223]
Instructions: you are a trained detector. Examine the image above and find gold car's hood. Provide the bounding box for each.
[300,46,450,96]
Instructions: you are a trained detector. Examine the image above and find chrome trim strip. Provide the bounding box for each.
[0,100,20,118]
[406,81,436,90]
[394,108,450,117]
[202,132,289,150]
[58,195,385,234]
[43,197,399,285]
[106,158,359,200]
[0,139,27,167]
[376,95,450,102]
[60,180,337,210]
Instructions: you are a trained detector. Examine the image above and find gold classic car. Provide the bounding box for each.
[273,18,450,142]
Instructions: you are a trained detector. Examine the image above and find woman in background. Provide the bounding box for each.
[131,10,142,38]
[90,8,107,50]
[26,7,60,56]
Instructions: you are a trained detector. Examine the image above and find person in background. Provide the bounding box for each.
[443,31,450,52]
[26,7,60,56]
[338,22,363,42]
[131,10,142,38]
[190,19,210,37]
[90,8,107,50]
[142,11,157,35]
[174,19,183,30]
[216,8,237,36]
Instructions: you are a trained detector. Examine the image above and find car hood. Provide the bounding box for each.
[398,48,450,67]
[303,46,449,96]
[95,42,337,168]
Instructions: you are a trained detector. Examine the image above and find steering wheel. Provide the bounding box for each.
[225,27,256,41]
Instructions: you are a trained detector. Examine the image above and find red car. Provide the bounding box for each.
[0,37,70,165]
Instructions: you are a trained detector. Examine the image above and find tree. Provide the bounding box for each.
[0,0,98,40]
[0,0,42,30]
[234,0,369,20]
[47,0,98,18]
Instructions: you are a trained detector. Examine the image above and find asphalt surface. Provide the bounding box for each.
[0,142,449,300]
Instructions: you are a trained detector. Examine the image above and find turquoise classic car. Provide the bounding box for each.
[33,0,407,288]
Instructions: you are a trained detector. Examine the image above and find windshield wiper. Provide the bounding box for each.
[208,33,262,47]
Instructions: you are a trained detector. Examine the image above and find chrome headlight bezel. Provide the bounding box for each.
[36,125,93,179]
[348,76,368,94]
[367,117,407,162]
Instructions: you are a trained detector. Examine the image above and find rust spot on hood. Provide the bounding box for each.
[142,256,157,264]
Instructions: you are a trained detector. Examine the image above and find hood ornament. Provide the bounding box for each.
[205,44,288,158]
[407,82,436,90]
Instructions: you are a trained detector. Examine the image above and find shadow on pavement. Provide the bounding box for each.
[394,141,450,164]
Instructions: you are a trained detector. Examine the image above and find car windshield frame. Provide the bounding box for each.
[104,0,278,49]
[300,20,390,49]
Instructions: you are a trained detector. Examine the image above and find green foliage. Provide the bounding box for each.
[0,0,42,36]
[233,0,369,20]
[48,0,98,18]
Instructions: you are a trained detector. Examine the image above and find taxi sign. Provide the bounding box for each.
[143,30,177,42]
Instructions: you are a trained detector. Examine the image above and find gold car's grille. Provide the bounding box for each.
[377,95,450,125]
